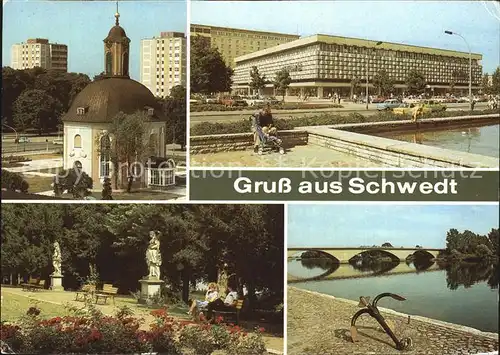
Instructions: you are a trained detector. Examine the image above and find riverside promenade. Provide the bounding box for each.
[288,287,498,355]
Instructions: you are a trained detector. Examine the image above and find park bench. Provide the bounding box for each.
[75,284,96,302]
[21,277,43,291]
[213,299,245,324]
[30,279,46,291]
[95,284,118,305]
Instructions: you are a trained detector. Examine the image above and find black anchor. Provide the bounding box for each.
[350,292,412,351]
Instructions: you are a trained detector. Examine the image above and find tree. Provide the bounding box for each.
[1,67,33,127]
[273,69,291,102]
[487,228,499,256]
[190,36,233,94]
[491,66,500,94]
[350,76,361,99]
[249,66,266,96]
[405,69,427,94]
[93,72,106,81]
[373,70,394,96]
[106,111,156,192]
[381,242,393,248]
[1,169,29,193]
[53,167,93,199]
[481,73,491,95]
[101,177,113,200]
[13,89,62,134]
[160,86,186,149]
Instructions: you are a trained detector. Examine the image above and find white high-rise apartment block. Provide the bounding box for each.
[140,32,186,98]
[11,38,68,71]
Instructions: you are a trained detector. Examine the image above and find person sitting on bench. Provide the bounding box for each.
[206,284,239,322]
[252,105,277,151]
[188,282,219,318]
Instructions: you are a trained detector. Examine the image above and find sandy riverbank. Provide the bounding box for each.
[287,286,498,355]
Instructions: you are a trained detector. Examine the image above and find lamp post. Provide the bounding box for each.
[366,41,383,110]
[445,30,472,110]
[2,123,19,153]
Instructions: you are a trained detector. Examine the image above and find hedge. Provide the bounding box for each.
[1,169,29,193]
[190,102,343,112]
[190,109,499,136]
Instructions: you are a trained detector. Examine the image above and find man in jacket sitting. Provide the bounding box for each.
[252,105,277,152]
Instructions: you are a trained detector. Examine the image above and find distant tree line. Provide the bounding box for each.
[445,228,498,260]
[2,67,186,147]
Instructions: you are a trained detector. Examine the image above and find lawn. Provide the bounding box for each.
[22,175,54,193]
[1,290,64,322]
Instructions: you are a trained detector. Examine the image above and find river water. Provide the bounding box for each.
[288,259,499,333]
[377,123,499,158]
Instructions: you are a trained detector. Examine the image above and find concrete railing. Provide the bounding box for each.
[190,130,308,154]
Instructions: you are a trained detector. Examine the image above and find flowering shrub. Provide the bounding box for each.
[1,305,267,354]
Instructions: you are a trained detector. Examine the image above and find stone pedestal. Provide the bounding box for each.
[138,277,164,304]
[50,274,63,291]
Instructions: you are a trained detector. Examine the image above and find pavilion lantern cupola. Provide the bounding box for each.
[103,1,130,78]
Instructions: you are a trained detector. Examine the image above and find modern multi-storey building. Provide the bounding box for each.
[233,34,483,98]
[190,24,299,68]
[11,38,68,72]
[140,31,187,98]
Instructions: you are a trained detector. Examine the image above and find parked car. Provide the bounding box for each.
[245,96,265,106]
[205,96,219,104]
[376,99,402,111]
[221,96,247,107]
[421,100,447,112]
[53,138,63,145]
[17,136,30,144]
[393,103,420,115]
[371,96,387,103]
[264,96,279,105]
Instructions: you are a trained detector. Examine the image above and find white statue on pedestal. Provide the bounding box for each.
[52,241,62,276]
[146,231,162,279]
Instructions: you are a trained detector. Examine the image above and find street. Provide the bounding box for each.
[189,102,488,126]
[1,141,61,154]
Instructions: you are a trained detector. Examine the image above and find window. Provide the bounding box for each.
[106,52,112,74]
[74,134,82,148]
[99,135,111,178]
[77,107,86,115]
[147,108,154,116]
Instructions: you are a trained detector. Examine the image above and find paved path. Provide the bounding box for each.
[3,158,63,173]
[191,145,382,168]
[288,287,498,355]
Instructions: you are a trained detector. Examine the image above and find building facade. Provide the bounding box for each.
[62,10,167,190]
[11,38,68,72]
[140,32,186,98]
[233,34,483,98]
[190,24,299,68]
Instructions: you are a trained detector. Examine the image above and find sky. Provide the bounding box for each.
[191,1,500,74]
[287,204,499,249]
[3,0,187,80]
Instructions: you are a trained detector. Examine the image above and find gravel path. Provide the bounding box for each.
[287,287,498,355]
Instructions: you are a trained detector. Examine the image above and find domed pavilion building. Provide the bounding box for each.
[61,9,168,190]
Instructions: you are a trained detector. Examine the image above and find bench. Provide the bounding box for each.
[213,299,245,324]
[30,279,45,291]
[21,277,43,291]
[95,284,118,305]
[75,284,96,302]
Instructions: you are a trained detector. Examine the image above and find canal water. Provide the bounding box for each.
[288,259,499,333]
[377,123,499,158]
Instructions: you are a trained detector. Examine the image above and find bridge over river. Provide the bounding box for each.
[287,259,441,282]
[287,247,444,263]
